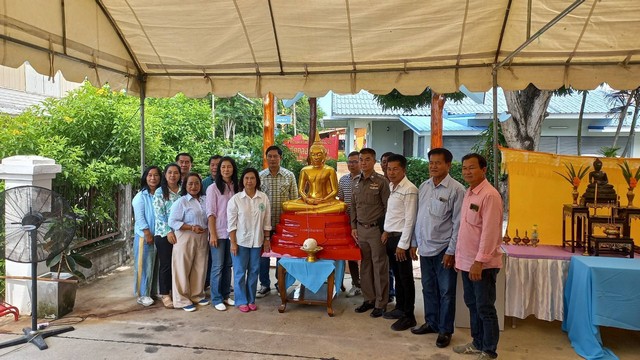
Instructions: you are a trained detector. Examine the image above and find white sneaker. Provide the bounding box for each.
[196,298,210,306]
[256,286,270,298]
[346,286,362,297]
[214,303,227,311]
[137,296,154,307]
[453,342,482,355]
[224,298,235,306]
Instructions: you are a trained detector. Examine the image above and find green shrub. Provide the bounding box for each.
[405,157,465,187]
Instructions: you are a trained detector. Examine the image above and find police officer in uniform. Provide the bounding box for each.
[351,148,391,318]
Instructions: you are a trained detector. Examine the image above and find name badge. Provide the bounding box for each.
[369,183,380,190]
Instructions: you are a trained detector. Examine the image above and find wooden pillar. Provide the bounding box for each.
[263,92,275,169]
[431,92,445,149]
[308,97,317,162]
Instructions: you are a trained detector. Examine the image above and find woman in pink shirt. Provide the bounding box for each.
[206,156,239,311]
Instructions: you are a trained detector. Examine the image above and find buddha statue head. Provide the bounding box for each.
[593,158,603,172]
[308,133,327,167]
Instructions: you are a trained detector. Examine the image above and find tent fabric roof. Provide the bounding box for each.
[2,0,639,98]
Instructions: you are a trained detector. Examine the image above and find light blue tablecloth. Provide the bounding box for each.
[562,256,640,360]
[279,258,345,294]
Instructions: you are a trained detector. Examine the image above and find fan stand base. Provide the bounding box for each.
[0,326,74,350]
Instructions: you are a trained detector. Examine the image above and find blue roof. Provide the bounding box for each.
[399,115,484,134]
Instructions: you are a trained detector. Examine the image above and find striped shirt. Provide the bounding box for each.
[338,173,356,214]
[455,179,504,272]
[259,167,298,228]
[205,181,235,239]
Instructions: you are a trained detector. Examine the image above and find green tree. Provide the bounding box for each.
[373,88,465,148]
[211,95,263,142]
[146,93,217,173]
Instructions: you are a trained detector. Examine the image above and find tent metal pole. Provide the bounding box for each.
[492,70,499,189]
[139,76,147,173]
[495,0,586,69]
[490,0,585,188]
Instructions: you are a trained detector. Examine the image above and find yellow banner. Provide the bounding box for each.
[501,147,640,245]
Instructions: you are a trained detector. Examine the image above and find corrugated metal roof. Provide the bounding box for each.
[332,90,430,116]
[0,87,48,116]
[332,88,616,117]
[399,116,485,134]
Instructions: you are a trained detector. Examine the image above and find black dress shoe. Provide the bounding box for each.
[370,307,385,318]
[383,308,404,319]
[436,333,452,348]
[411,323,437,335]
[391,316,417,331]
[355,302,375,313]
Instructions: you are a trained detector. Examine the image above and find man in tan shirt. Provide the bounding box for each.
[351,148,390,318]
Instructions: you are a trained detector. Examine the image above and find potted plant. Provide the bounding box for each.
[618,160,640,207]
[555,162,590,206]
[37,247,92,319]
[38,213,93,319]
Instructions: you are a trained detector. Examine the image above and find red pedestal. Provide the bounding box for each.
[271,212,361,260]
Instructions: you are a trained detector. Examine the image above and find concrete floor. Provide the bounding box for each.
[0,265,638,360]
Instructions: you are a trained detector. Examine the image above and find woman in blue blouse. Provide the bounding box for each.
[132,166,162,307]
[152,163,181,308]
[168,172,209,312]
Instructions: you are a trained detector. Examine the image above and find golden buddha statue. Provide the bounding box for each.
[282,134,347,214]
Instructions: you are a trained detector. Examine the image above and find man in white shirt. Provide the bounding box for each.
[382,154,419,331]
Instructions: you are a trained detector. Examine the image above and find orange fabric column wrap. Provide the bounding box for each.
[263,92,275,169]
[431,92,445,149]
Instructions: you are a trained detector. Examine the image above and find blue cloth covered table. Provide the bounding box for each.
[562,256,640,360]
[279,258,344,294]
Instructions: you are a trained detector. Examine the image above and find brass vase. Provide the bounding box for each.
[627,188,635,208]
[513,229,521,246]
[572,186,579,206]
[522,231,530,246]
[502,228,511,245]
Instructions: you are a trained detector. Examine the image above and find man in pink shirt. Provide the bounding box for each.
[453,153,503,360]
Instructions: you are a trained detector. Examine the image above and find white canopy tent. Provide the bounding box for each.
[2,0,640,175]
[2,0,639,98]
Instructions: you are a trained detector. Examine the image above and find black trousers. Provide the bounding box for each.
[386,233,415,318]
[348,260,360,287]
[154,235,173,295]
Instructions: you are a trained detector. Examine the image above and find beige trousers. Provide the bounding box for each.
[171,229,208,308]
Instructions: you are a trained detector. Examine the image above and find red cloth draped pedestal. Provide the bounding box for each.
[271,212,361,260]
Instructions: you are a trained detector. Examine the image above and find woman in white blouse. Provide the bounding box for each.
[168,172,209,312]
[227,168,272,312]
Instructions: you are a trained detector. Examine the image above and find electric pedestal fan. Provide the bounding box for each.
[0,185,77,350]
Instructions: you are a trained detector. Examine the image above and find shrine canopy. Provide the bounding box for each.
[502,148,640,245]
[1,0,640,99]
